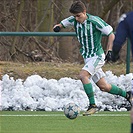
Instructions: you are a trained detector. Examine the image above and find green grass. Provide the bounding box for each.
[0,111,130,133]
[0,61,133,80]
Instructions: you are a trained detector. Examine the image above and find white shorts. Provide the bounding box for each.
[82,54,105,83]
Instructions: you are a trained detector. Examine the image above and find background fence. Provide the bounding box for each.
[0,31,131,74]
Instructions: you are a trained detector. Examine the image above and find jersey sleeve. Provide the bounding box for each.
[90,15,113,35]
[61,16,75,28]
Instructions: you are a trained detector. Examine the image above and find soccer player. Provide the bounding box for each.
[53,1,131,115]
[131,78,133,133]
[112,11,133,61]
[108,11,133,133]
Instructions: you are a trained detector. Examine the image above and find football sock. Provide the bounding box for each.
[108,84,126,97]
[83,83,95,105]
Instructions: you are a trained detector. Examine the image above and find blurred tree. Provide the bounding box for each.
[100,0,121,19]
[10,0,24,61]
[0,0,133,62]
[53,0,74,61]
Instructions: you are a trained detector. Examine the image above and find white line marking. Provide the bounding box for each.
[0,114,129,117]
[93,114,129,116]
[0,114,64,117]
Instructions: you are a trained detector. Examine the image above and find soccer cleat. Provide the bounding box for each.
[126,91,132,105]
[83,105,98,116]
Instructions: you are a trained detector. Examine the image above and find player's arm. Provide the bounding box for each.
[53,16,75,32]
[106,32,115,52]
[112,21,127,61]
[105,33,115,61]
[94,17,116,61]
[97,24,115,62]
[112,13,130,62]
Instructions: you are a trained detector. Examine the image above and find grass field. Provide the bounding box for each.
[0,111,131,133]
[0,61,133,80]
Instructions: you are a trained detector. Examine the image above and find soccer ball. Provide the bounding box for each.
[64,103,80,119]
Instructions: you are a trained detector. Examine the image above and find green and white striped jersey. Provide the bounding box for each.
[61,13,113,58]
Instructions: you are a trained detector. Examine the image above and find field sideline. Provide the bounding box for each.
[0,111,131,133]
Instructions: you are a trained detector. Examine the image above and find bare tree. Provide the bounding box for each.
[10,0,24,61]
[0,0,132,62]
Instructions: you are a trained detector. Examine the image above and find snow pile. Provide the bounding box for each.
[0,71,132,111]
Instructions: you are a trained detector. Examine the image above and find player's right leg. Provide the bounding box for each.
[80,55,105,116]
[79,69,98,115]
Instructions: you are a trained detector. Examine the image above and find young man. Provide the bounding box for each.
[111,12,133,132]
[112,11,133,62]
[131,79,133,133]
[53,1,131,115]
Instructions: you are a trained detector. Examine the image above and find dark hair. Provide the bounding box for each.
[69,1,86,14]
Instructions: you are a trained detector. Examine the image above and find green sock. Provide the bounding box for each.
[83,83,95,105]
[109,84,126,97]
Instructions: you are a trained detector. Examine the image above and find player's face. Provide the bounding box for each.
[73,11,87,23]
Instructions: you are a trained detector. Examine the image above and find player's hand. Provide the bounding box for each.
[53,26,61,32]
[105,50,112,62]
[111,51,120,62]
[105,50,120,62]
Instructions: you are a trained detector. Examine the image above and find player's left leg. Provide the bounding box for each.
[96,77,131,104]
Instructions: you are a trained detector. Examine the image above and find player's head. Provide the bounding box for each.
[69,1,87,23]
[69,1,86,14]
